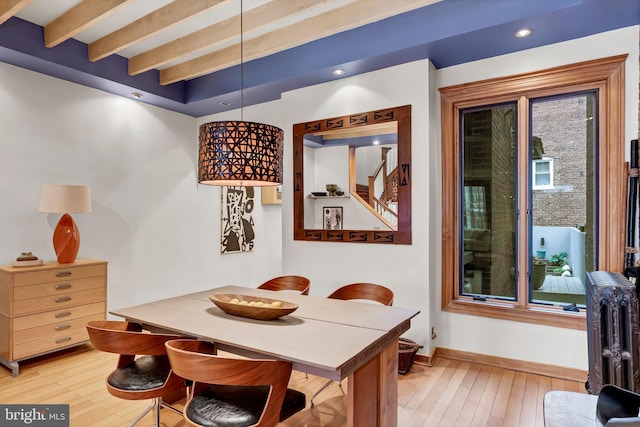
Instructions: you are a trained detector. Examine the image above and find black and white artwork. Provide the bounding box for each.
[221,186,255,253]
[323,206,343,230]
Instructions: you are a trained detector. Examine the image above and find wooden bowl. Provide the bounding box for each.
[209,294,298,320]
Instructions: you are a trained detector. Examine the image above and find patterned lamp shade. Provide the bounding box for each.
[198,121,283,186]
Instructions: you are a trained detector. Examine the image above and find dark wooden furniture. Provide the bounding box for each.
[165,339,305,427]
[257,275,311,295]
[293,105,412,244]
[86,320,186,426]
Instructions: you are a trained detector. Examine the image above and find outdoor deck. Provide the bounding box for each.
[532,275,585,305]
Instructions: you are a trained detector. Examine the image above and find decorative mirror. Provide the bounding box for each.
[293,105,411,244]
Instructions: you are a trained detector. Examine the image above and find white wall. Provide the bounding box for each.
[0,63,284,313]
[434,26,639,370]
[279,60,434,349]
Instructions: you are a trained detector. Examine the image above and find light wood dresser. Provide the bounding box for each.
[0,259,107,376]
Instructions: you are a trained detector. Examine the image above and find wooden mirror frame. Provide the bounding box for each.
[293,105,412,244]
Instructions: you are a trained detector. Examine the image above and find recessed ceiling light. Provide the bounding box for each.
[332,69,346,76]
[515,28,533,38]
[131,92,143,99]
[220,101,231,106]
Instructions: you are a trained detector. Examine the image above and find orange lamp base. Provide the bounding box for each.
[53,213,80,264]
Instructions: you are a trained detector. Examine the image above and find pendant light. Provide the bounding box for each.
[198,0,283,187]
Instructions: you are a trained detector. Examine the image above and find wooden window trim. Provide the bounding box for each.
[440,55,627,330]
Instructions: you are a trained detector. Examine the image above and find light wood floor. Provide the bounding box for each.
[0,345,586,426]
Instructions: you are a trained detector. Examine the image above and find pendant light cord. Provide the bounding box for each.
[240,0,244,121]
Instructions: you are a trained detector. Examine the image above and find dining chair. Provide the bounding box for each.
[86,320,188,427]
[165,339,306,427]
[310,282,395,406]
[257,275,311,295]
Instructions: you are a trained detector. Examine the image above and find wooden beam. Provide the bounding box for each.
[159,0,440,85]
[128,0,330,76]
[0,0,32,26]
[89,0,229,62]
[44,0,132,48]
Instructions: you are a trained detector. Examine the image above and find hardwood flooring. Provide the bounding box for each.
[0,345,586,426]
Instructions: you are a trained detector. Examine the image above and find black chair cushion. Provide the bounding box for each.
[107,355,172,391]
[186,384,306,427]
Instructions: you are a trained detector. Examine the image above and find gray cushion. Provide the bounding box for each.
[544,390,598,427]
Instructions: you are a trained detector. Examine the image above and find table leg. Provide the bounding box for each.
[348,339,398,427]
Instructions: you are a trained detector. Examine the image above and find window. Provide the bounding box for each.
[440,56,626,329]
[532,158,553,190]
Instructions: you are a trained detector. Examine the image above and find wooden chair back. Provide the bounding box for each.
[165,339,294,427]
[258,275,311,295]
[87,320,183,359]
[328,283,394,306]
[86,320,186,400]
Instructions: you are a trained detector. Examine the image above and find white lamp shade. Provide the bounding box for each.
[39,184,92,214]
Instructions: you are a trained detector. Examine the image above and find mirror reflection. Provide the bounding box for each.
[303,122,398,231]
[293,105,411,244]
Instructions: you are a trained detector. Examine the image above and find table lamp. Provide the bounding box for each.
[38,184,92,264]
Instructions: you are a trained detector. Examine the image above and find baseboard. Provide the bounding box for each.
[413,346,587,383]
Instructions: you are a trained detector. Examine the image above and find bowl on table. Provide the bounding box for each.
[209,294,298,320]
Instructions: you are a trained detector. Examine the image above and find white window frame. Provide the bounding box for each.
[532,158,554,190]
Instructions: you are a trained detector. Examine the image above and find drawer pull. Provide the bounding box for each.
[55,311,71,318]
[55,283,72,290]
[55,271,72,277]
[55,336,72,344]
[55,324,71,331]
[55,296,72,303]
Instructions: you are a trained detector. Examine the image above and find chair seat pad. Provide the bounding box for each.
[186,385,306,427]
[108,355,171,391]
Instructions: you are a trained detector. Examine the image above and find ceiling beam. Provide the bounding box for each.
[0,0,32,26]
[89,0,229,62]
[44,0,132,48]
[159,0,440,85]
[128,0,331,76]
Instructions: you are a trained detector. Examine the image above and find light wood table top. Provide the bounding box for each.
[111,285,419,380]
[185,285,416,332]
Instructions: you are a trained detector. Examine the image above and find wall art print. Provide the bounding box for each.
[221,186,255,254]
[323,206,343,230]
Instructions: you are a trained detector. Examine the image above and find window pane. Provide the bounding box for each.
[536,162,550,173]
[530,93,597,307]
[536,174,551,187]
[461,105,516,299]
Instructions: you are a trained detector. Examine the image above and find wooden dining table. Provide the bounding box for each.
[110,285,420,427]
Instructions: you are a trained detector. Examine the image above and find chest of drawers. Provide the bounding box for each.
[0,259,107,376]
